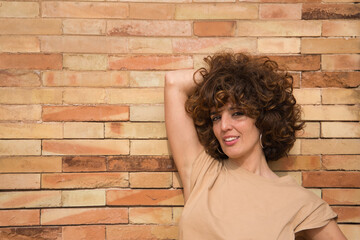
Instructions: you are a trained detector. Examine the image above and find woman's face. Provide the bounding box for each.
[210,102,262,160]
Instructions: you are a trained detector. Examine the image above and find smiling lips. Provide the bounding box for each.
[223,136,239,146]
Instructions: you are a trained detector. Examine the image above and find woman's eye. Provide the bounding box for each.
[233,112,244,117]
[211,116,220,122]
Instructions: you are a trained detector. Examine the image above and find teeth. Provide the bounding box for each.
[225,137,238,142]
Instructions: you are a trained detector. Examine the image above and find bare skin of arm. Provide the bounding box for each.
[164,69,204,202]
[304,219,347,240]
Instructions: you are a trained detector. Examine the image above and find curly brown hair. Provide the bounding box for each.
[185,52,304,161]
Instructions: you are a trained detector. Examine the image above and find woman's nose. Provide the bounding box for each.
[220,114,232,131]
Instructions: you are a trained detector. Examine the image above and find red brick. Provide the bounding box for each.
[332,206,360,223]
[0,227,61,240]
[129,3,175,19]
[42,106,129,122]
[194,21,236,37]
[107,189,184,206]
[41,208,128,225]
[63,156,106,172]
[302,4,360,19]
[106,225,178,240]
[268,155,321,171]
[323,189,360,205]
[302,171,360,187]
[42,173,128,189]
[109,55,193,70]
[0,210,39,226]
[322,155,360,171]
[302,72,360,87]
[260,4,301,19]
[42,2,128,18]
[107,20,191,37]
[268,55,321,71]
[107,155,176,171]
[63,226,105,240]
[0,19,62,35]
[0,54,62,70]
[0,70,40,87]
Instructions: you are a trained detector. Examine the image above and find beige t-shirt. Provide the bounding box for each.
[179,150,338,240]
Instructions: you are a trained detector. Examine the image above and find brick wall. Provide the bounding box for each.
[0,0,359,239]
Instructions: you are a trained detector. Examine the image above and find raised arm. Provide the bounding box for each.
[304,219,347,240]
[164,69,204,201]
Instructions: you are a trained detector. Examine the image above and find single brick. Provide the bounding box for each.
[0,210,39,226]
[194,21,236,37]
[173,38,256,53]
[63,88,106,104]
[258,38,300,53]
[42,173,128,189]
[237,20,321,36]
[41,208,128,225]
[322,122,360,138]
[302,139,360,154]
[0,174,40,190]
[293,88,321,104]
[0,19,62,35]
[42,140,129,156]
[107,189,183,206]
[64,122,104,138]
[175,3,258,19]
[42,2,128,18]
[43,71,128,87]
[129,71,165,87]
[130,172,172,188]
[106,225,178,240]
[129,207,172,224]
[63,156,106,172]
[302,72,360,88]
[0,1,39,17]
[322,155,360,171]
[0,105,41,121]
[322,20,360,36]
[260,4,301,19]
[63,19,106,35]
[0,70,40,87]
[302,105,359,121]
[297,122,320,138]
[130,105,165,121]
[0,191,61,208]
[323,189,360,205]
[268,55,321,71]
[130,140,169,155]
[322,88,359,104]
[109,55,193,70]
[129,37,172,54]
[0,36,39,53]
[0,54,62,70]
[107,155,175,172]
[0,227,61,240]
[322,54,360,71]
[62,190,105,207]
[332,206,360,223]
[303,171,360,188]
[0,157,62,173]
[107,20,191,37]
[268,155,321,171]
[63,54,107,71]
[107,88,164,104]
[0,140,41,156]
[302,38,360,54]
[0,123,62,139]
[129,3,175,19]
[302,4,360,19]
[42,105,129,122]
[105,122,166,139]
[0,88,62,104]
[62,226,105,240]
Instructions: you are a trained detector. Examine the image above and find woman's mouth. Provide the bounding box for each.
[223,136,239,146]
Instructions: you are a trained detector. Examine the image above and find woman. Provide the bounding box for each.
[164,52,347,240]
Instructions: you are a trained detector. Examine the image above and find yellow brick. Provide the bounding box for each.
[172,172,183,188]
[302,38,360,54]
[130,172,172,188]
[322,155,360,171]
[172,207,183,224]
[175,3,258,19]
[105,122,166,138]
[259,4,301,20]
[322,54,360,71]
[297,122,320,138]
[0,88,62,104]
[63,88,106,104]
[193,54,208,70]
[302,105,359,121]
[0,174,40,189]
[64,122,104,139]
[0,140,41,156]
[322,20,360,37]
[63,54,107,71]
[129,38,172,54]
[293,89,321,104]
[107,88,163,104]
[0,1,39,17]
[130,207,172,224]
[62,190,105,207]
[236,20,321,37]
[130,105,164,121]
[302,139,360,154]
[0,123,63,139]
[0,19,62,35]
[130,140,169,155]
[63,19,106,35]
[258,38,300,53]
[0,157,62,173]
[0,105,41,121]
[339,225,360,240]
[0,191,61,208]
[322,122,360,138]
[0,36,39,53]
[289,139,301,155]
[322,88,360,104]
[129,71,165,87]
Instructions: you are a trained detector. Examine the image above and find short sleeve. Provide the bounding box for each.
[294,196,338,233]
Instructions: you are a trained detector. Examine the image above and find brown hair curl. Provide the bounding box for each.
[185,52,304,161]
